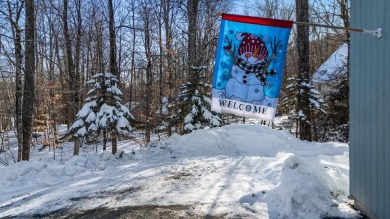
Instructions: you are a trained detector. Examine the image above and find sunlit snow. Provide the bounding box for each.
[0,121,360,218]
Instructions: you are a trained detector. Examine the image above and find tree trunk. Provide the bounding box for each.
[64,0,81,153]
[74,0,82,108]
[13,22,23,161]
[108,0,118,78]
[158,10,163,124]
[162,0,173,136]
[63,0,74,122]
[142,4,152,144]
[48,1,57,139]
[111,129,117,154]
[7,0,24,161]
[187,0,199,82]
[296,0,312,141]
[103,129,107,151]
[109,0,120,152]
[129,0,136,110]
[96,24,104,72]
[22,0,36,161]
[54,30,67,125]
[73,138,81,155]
[15,31,23,161]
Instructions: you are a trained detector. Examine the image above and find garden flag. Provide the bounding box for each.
[211,13,293,121]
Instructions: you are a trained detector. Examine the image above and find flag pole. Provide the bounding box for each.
[293,21,382,38]
[217,13,382,38]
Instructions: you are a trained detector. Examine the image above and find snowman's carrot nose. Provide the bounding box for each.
[252,46,260,58]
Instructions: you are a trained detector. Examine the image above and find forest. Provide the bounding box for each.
[0,0,350,161]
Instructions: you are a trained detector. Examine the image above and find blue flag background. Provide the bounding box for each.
[211,14,292,121]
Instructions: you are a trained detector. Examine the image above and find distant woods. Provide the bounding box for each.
[0,0,350,160]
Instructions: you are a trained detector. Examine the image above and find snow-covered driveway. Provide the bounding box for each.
[0,125,360,218]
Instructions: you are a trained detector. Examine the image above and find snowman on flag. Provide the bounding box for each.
[223,32,279,104]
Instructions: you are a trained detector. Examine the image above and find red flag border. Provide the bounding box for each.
[222,13,293,29]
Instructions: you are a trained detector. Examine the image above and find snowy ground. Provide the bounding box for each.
[0,121,361,218]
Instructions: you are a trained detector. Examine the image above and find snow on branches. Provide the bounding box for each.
[62,73,135,140]
[170,70,222,133]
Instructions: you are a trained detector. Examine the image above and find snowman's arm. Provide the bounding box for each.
[263,37,282,72]
[256,69,278,85]
[270,37,281,55]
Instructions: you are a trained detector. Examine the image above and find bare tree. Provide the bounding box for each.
[254,0,294,20]
[21,0,35,160]
[139,1,154,143]
[2,0,24,161]
[296,0,312,141]
[108,0,118,78]
[0,0,277,159]
[161,0,174,135]
[63,0,81,155]
[128,0,137,110]
[187,0,199,77]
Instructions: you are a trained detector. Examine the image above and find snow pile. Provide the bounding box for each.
[261,154,352,218]
[143,125,356,218]
[1,152,117,188]
[0,124,359,218]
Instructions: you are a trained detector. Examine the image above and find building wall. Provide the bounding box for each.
[350,1,389,219]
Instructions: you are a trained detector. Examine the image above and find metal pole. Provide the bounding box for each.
[217,13,382,38]
[293,21,363,32]
[293,21,382,38]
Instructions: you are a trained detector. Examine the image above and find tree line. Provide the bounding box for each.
[0,0,350,161]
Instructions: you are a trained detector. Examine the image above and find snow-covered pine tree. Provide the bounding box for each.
[313,61,349,142]
[326,65,349,142]
[61,73,136,154]
[280,76,299,136]
[170,67,222,134]
[280,74,326,139]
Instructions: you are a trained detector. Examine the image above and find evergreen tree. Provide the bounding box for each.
[170,68,222,134]
[326,70,349,142]
[61,73,136,154]
[280,76,299,136]
[314,62,349,142]
[281,74,326,139]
